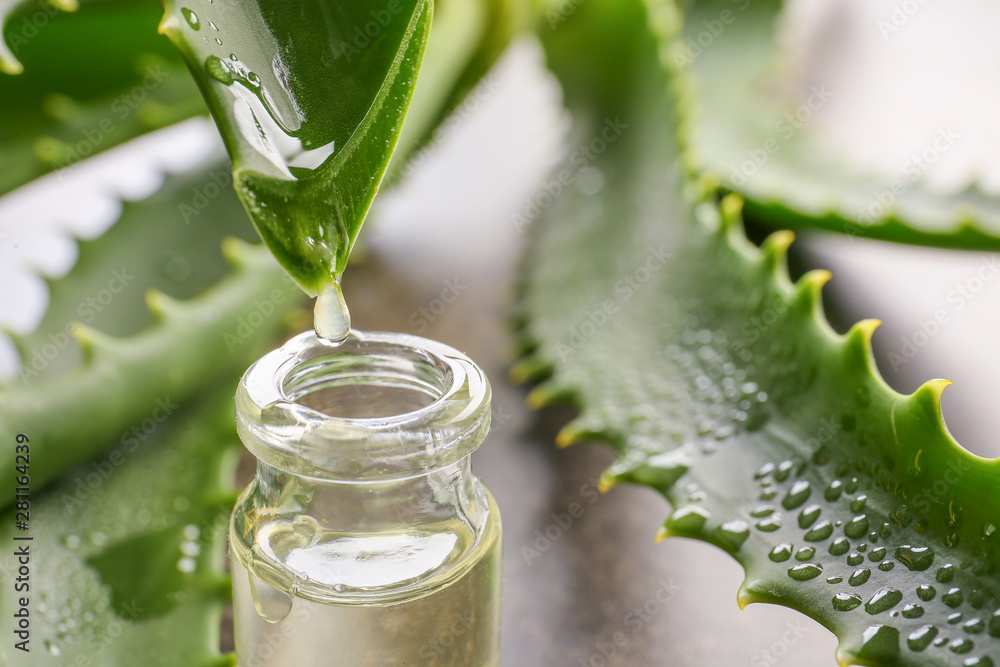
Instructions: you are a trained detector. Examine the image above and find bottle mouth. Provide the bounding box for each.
[236,330,491,481]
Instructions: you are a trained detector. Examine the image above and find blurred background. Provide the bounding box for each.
[3,0,1000,664]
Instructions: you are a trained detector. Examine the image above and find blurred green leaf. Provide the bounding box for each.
[1,161,303,508]
[683,0,1000,249]
[0,0,206,195]
[0,386,239,666]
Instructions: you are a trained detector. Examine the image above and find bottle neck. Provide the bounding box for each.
[253,455,486,536]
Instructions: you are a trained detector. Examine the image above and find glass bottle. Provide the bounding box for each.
[230,330,501,666]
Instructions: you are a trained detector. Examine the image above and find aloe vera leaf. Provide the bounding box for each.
[520,0,1000,664]
[0,385,239,666]
[682,0,1000,250]
[0,153,303,507]
[160,0,433,295]
[0,0,206,195]
[0,237,297,507]
[12,156,257,381]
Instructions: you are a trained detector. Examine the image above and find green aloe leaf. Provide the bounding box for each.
[0,385,239,666]
[0,161,303,508]
[160,0,432,295]
[519,0,1000,664]
[0,0,75,75]
[0,0,206,195]
[682,0,1000,250]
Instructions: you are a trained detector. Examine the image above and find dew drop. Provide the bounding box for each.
[181,7,200,29]
[857,625,900,662]
[916,584,936,601]
[989,610,1000,637]
[824,480,843,502]
[964,658,994,667]
[827,576,843,584]
[865,588,902,614]
[907,625,938,651]
[774,460,794,482]
[795,546,816,561]
[788,563,823,581]
[844,514,869,539]
[878,561,894,572]
[847,552,864,566]
[717,520,751,551]
[750,505,775,518]
[756,516,781,532]
[964,618,985,634]
[804,520,833,542]
[895,545,935,571]
[938,563,956,583]
[832,593,862,611]
[829,538,850,556]
[849,568,871,586]
[901,604,924,619]
[205,55,233,85]
[248,570,293,624]
[782,480,811,510]
[943,587,965,608]
[850,495,868,513]
[667,504,710,532]
[769,543,793,563]
[798,504,821,529]
[44,640,61,656]
[868,546,886,562]
[950,638,974,654]
[315,283,351,344]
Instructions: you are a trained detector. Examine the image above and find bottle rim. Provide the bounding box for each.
[236,329,491,481]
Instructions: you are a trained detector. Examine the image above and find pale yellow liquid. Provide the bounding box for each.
[231,497,501,666]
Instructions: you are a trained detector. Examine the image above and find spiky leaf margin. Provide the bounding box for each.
[518,0,1000,664]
